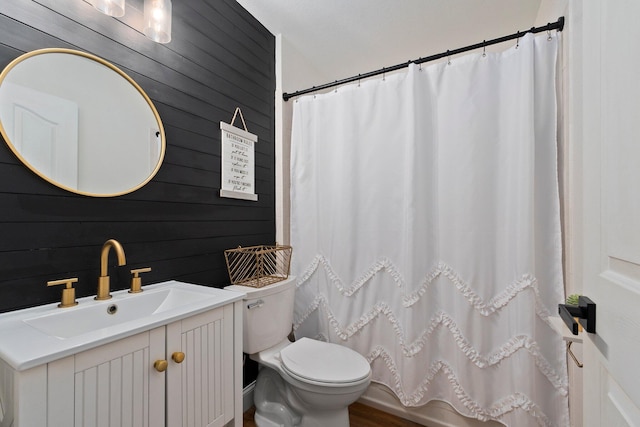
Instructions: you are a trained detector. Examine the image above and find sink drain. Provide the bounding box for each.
[107,304,118,315]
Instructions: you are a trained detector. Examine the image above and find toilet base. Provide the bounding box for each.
[254,367,301,427]
[254,411,291,427]
[255,407,349,427]
[253,367,352,427]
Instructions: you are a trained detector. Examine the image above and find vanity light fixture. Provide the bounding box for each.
[90,0,125,17]
[143,0,172,44]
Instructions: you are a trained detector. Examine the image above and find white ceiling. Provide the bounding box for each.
[236,0,543,87]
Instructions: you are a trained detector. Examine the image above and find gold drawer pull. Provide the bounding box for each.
[154,360,168,372]
[172,352,185,364]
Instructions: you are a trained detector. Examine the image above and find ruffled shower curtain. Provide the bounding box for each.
[290,33,568,427]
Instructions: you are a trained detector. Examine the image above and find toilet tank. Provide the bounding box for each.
[225,276,296,354]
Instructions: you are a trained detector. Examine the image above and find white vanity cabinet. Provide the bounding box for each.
[165,305,236,427]
[49,327,166,427]
[1,299,243,427]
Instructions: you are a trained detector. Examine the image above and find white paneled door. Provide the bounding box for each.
[578,0,640,425]
[0,81,78,189]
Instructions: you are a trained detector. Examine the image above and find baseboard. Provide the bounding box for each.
[358,383,502,427]
[243,381,256,412]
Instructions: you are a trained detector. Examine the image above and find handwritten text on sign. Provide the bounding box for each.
[220,121,258,201]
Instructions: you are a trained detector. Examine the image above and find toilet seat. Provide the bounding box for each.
[280,337,371,385]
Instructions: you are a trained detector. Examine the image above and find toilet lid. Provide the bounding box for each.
[280,337,371,384]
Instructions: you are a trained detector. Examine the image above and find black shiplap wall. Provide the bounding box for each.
[0,0,275,313]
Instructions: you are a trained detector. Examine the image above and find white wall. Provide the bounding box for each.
[274,35,330,244]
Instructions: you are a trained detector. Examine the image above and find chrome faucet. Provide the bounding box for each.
[96,239,127,300]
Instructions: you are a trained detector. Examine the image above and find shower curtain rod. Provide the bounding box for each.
[282,16,564,101]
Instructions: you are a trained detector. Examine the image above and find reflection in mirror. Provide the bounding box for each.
[0,48,165,197]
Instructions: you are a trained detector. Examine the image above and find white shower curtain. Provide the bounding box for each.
[290,33,568,427]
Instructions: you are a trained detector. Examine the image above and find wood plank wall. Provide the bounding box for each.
[0,0,275,313]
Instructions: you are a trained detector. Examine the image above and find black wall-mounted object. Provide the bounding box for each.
[558,296,596,335]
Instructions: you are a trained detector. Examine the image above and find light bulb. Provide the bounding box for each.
[152,8,164,21]
[143,0,172,44]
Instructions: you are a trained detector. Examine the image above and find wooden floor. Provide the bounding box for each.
[243,402,424,426]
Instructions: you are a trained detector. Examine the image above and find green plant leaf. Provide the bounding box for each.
[566,294,580,306]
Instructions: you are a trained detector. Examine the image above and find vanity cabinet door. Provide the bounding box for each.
[48,328,166,427]
[165,305,234,427]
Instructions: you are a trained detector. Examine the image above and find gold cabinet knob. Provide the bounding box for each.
[172,352,185,364]
[153,360,168,372]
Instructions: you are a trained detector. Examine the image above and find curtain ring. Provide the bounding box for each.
[447,50,451,65]
[516,31,520,49]
[547,25,553,41]
[482,40,487,58]
[382,67,386,81]
[357,74,361,87]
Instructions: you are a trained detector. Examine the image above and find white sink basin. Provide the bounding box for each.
[0,280,245,371]
[24,286,209,339]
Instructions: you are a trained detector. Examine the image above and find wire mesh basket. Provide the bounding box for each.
[224,245,292,288]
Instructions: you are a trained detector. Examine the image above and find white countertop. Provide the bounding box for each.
[0,280,245,371]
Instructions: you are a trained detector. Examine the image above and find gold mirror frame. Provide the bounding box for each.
[0,48,166,197]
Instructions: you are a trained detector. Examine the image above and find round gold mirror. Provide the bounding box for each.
[0,48,165,197]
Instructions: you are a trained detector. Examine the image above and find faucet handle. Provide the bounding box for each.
[47,278,79,308]
[129,267,152,293]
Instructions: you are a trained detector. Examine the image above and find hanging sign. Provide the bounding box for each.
[219,108,258,201]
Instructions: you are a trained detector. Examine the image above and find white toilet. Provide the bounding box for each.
[226,276,371,427]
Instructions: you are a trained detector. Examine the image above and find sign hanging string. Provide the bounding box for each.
[230,107,248,132]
